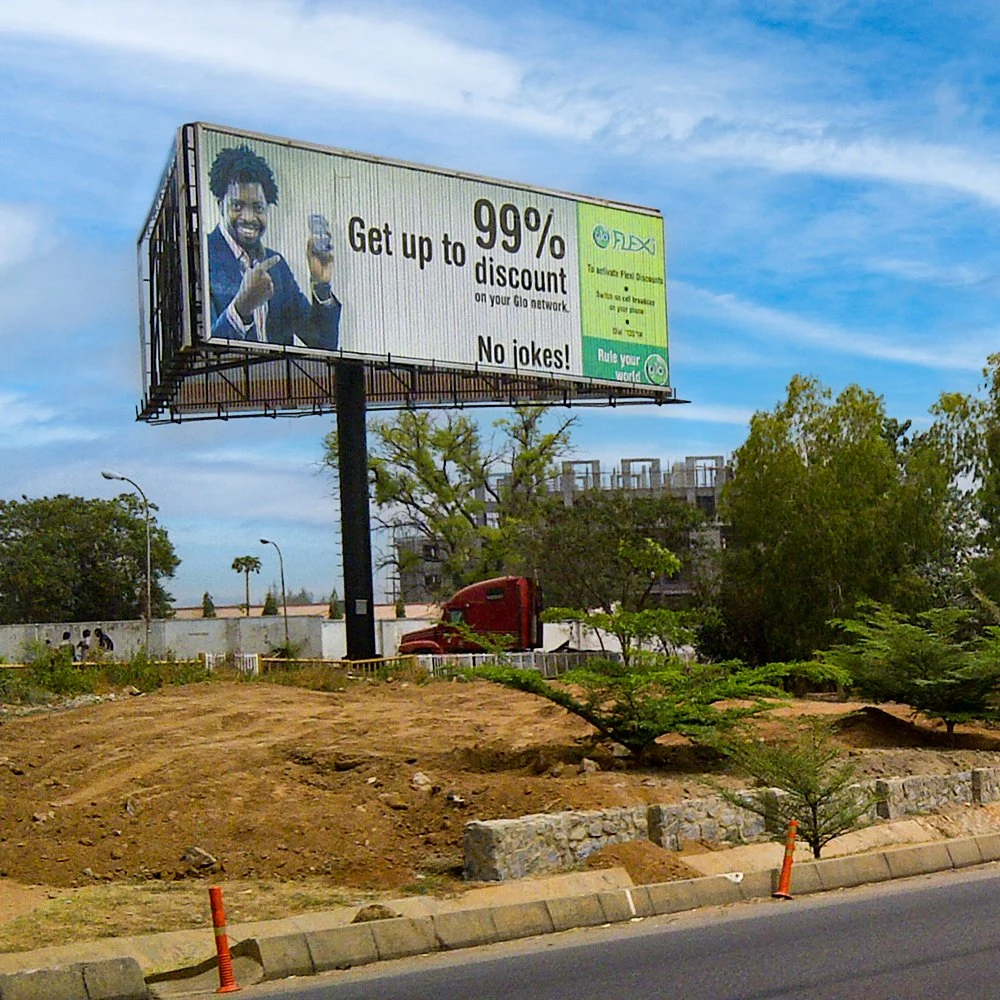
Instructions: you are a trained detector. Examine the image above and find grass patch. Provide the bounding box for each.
[260,664,354,692]
[0,646,213,705]
[0,879,369,960]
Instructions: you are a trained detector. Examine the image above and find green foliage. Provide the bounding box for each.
[0,494,179,624]
[201,592,216,618]
[720,721,877,858]
[474,654,787,758]
[260,662,350,692]
[394,596,407,619]
[821,603,1000,739]
[323,406,573,597]
[536,491,704,615]
[101,651,210,691]
[767,658,854,696]
[231,556,261,615]
[328,589,342,618]
[543,606,697,667]
[712,375,955,663]
[928,354,1000,604]
[286,587,314,605]
[0,648,209,704]
[261,590,280,616]
[267,639,305,660]
[24,656,96,698]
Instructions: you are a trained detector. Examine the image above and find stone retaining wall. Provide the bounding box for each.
[464,767,1000,881]
[464,806,648,881]
[646,794,766,851]
[876,770,983,819]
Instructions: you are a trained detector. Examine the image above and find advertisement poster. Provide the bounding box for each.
[195,124,670,389]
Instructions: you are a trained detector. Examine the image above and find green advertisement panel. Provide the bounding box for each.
[577,203,669,387]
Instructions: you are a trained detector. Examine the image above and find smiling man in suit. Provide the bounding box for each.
[206,144,341,350]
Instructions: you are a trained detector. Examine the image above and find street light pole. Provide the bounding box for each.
[102,470,152,650]
[260,538,289,647]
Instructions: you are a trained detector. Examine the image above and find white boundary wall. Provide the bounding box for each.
[0,616,435,662]
[0,617,620,663]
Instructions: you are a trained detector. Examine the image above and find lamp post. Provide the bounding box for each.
[260,538,289,647]
[102,470,152,650]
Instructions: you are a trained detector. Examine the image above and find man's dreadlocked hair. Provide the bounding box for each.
[209,145,279,205]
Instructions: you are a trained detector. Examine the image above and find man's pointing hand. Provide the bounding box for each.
[233,255,280,323]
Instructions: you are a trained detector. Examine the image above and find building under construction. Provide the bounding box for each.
[394,455,730,603]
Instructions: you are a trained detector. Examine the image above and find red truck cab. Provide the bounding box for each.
[397,576,542,655]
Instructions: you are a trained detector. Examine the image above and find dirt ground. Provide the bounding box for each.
[3,676,1000,950]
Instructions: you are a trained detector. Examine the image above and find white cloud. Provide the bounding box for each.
[0,204,53,269]
[5,0,1000,213]
[864,256,992,288]
[682,131,1000,208]
[660,402,754,425]
[0,1,580,137]
[0,391,100,445]
[677,281,992,371]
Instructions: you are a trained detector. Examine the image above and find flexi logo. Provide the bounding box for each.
[592,225,656,254]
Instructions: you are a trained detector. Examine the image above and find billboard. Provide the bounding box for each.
[190,123,671,392]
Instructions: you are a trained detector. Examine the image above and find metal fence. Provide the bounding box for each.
[257,655,414,676]
[415,648,616,679]
[202,652,260,675]
[195,650,615,682]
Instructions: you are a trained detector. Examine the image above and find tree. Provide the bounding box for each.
[231,556,261,616]
[535,491,705,614]
[322,406,574,597]
[710,376,954,663]
[327,589,342,619]
[262,589,280,616]
[476,653,788,760]
[543,606,695,668]
[201,592,216,618]
[286,586,314,605]
[926,353,1000,604]
[721,721,877,858]
[821,604,1000,742]
[0,494,178,624]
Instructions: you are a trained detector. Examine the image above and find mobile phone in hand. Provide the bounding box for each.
[309,213,332,253]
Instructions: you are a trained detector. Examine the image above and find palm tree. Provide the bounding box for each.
[231,555,261,616]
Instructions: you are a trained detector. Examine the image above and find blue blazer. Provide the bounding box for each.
[207,226,341,350]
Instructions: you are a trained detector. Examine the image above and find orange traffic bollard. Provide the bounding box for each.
[772,818,798,900]
[209,886,241,993]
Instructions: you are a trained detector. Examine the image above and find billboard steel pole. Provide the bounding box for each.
[335,361,377,660]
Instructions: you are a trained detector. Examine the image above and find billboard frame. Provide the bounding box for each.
[137,123,687,423]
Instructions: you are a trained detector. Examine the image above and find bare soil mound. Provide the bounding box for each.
[2,681,1000,910]
[584,839,704,884]
[833,705,1000,751]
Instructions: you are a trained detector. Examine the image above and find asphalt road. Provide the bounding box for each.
[243,866,1000,999]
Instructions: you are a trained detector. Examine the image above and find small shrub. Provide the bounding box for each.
[24,657,97,697]
[720,720,878,858]
[375,657,430,684]
[102,651,210,692]
[267,639,304,660]
[262,663,351,692]
[475,653,789,760]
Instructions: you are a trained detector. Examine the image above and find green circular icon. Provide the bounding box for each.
[592,225,610,249]
[644,353,668,386]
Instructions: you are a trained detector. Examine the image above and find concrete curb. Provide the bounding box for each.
[18,831,1000,993]
[0,957,147,1000]
[229,831,1000,984]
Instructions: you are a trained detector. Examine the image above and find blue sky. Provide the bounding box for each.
[2,0,999,607]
